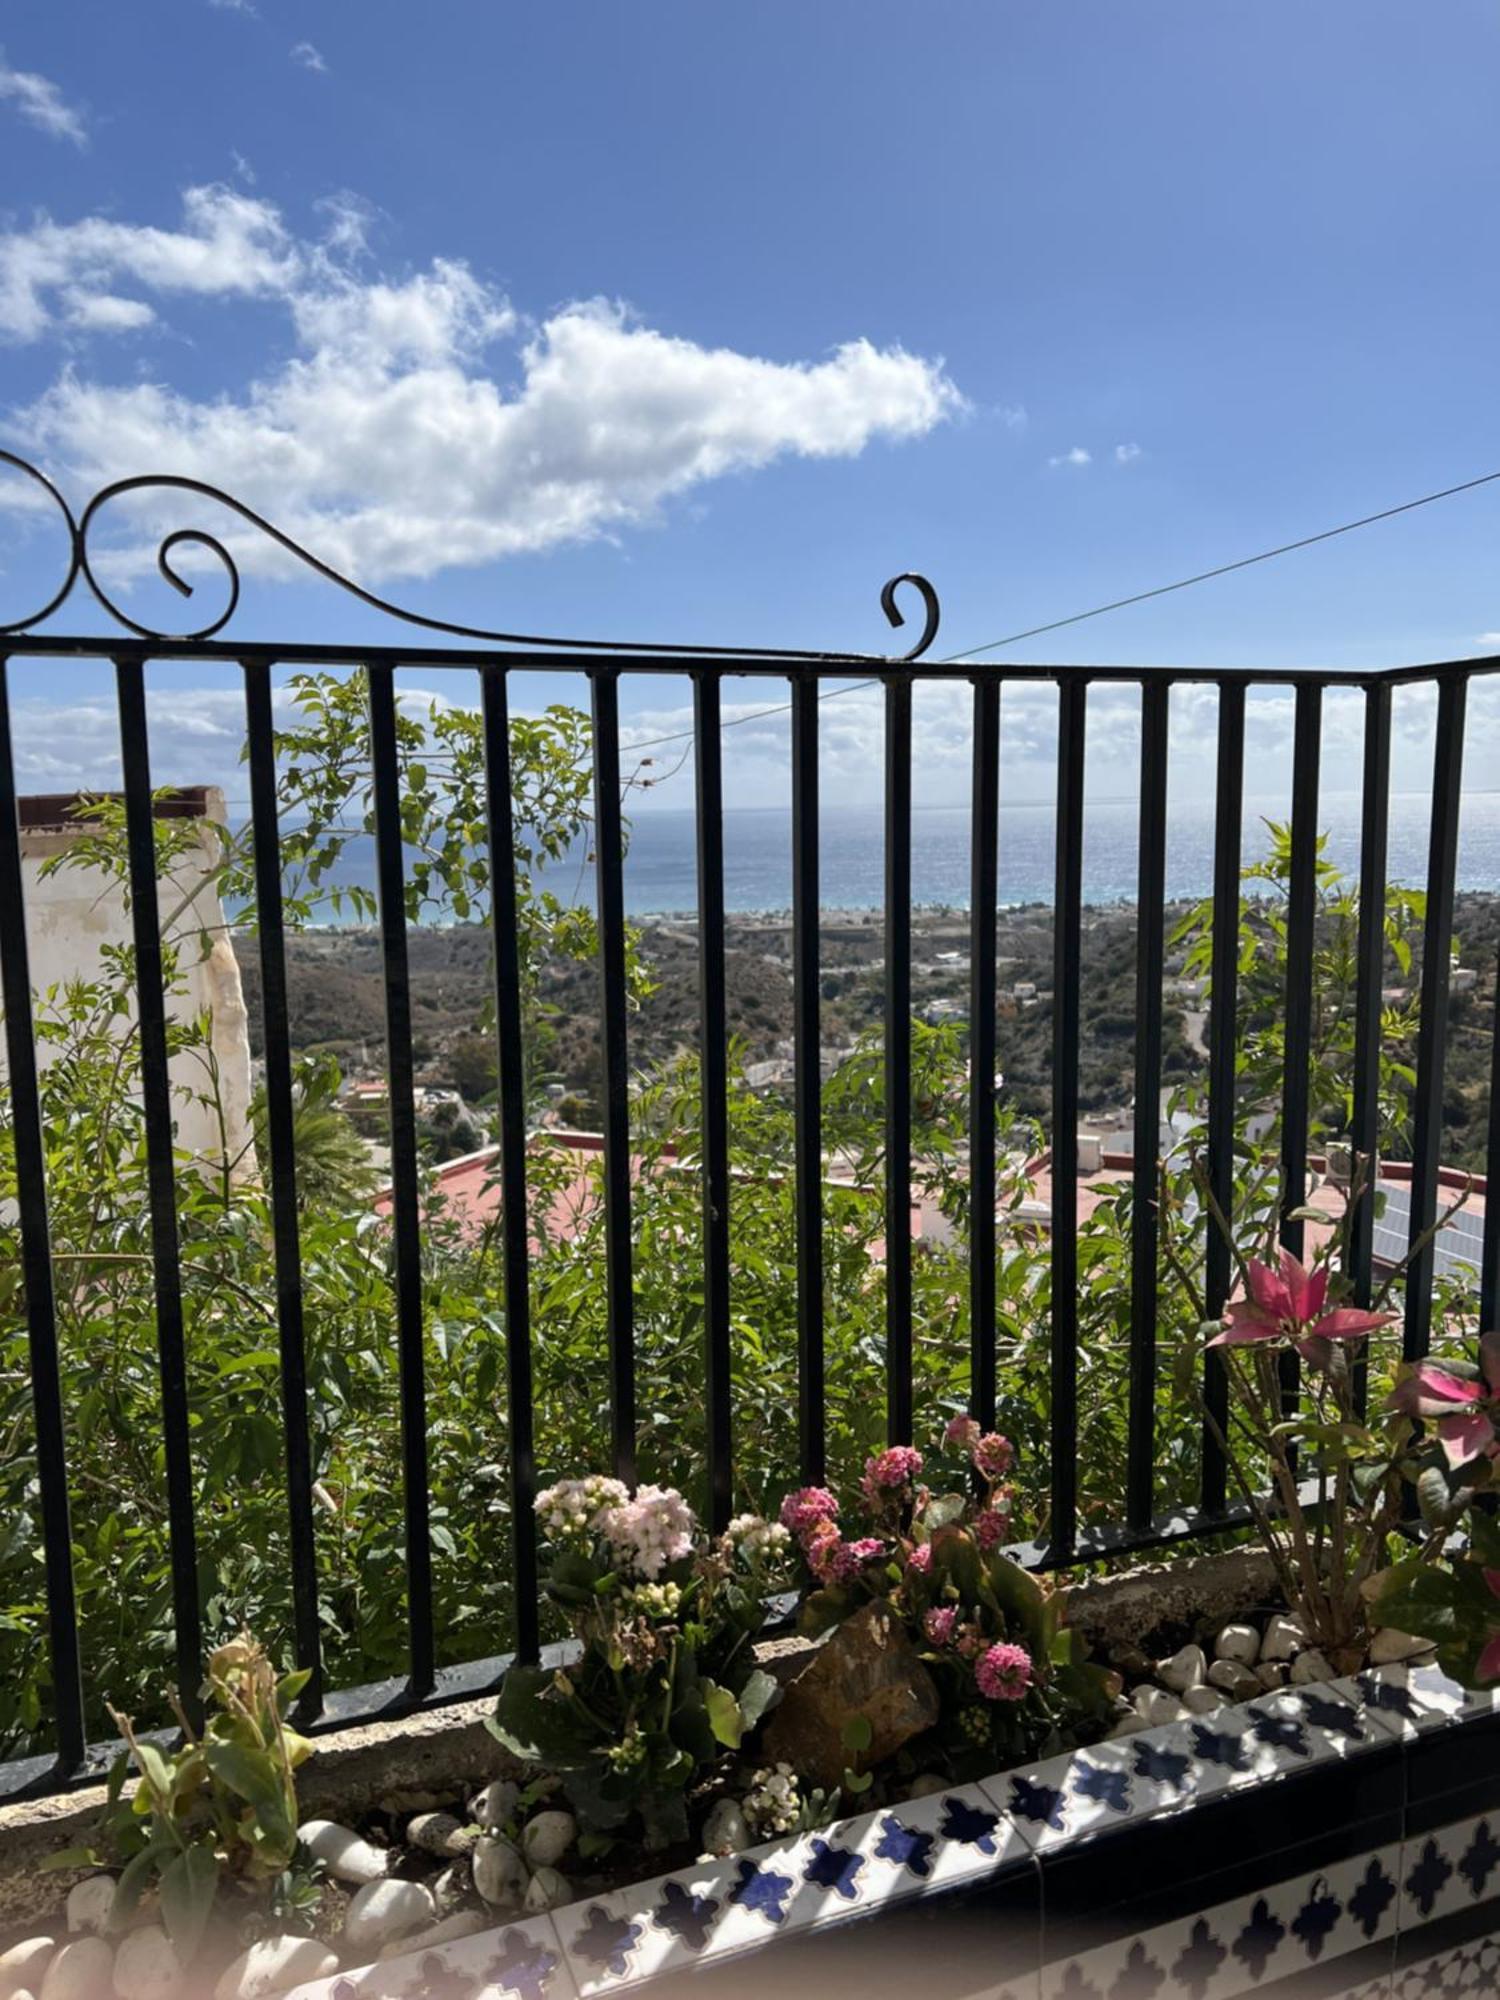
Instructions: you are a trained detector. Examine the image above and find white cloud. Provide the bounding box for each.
[2,186,963,589]
[1114,442,1142,464]
[230,149,256,186]
[290,41,328,72]
[1048,446,1091,468]
[0,49,87,145]
[1000,404,1028,430]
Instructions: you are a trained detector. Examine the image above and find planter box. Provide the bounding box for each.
[282,1661,1500,2000]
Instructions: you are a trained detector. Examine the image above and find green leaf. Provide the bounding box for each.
[736,1668,779,1733]
[131,1741,174,1802]
[40,1845,104,1873]
[487,1665,597,1767]
[840,1713,873,1755]
[841,1767,874,1794]
[702,1680,746,1750]
[159,1847,220,1963]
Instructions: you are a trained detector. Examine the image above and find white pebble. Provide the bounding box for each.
[1156,1644,1207,1694]
[524,1866,573,1913]
[473,1835,528,1910]
[112,1927,182,2000]
[405,1812,474,1858]
[1290,1647,1335,1686]
[64,1878,116,1937]
[1368,1627,1436,1665]
[1208,1660,1262,1701]
[904,1773,950,1801]
[1214,1623,1261,1667]
[1182,1684,1227,1715]
[1256,1660,1289,1690]
[700,1797,751,1856]
[0,1941,57,2000]
[1107,1713,1150,1739]
[1260,1614,1306,1662]
[1132,1686,1188,1727]
[41,1940,115,2000]
[296,1819,388,1886]
[342,1879,437,1956]
[468,1779,520,1830]
[213,1935,339,2000]
[377,1912,491,1961]
[520,1810,576,1870]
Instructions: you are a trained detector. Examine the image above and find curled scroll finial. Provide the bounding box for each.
[0,450,82,637]
[880,572,940,661]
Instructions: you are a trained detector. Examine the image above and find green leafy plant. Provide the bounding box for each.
[487,1484,787,1848]
[1372,1498,1500,1685]
[46,1636,314,1960]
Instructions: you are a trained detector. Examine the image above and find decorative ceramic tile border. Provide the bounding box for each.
[1039,1834,1404,2000]
[1389,1930,1500,1998]
[277,1675,1499,2000]
[1395,1808,1500,1932]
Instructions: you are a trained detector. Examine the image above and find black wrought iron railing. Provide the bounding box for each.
[1,451,1498,1795]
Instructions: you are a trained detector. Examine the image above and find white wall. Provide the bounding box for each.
[8,788,255,1180]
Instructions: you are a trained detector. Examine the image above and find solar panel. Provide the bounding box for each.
[1370,1182,1486,1286]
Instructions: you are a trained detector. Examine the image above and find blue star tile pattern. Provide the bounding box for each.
[803,1837,863,1901]
[1107,1940,1165,2000]
[407,1953,473,2000]
[1007,1772,1068,1831]
[873,1813,936,1877]
[1231,1896,1287,1980]
[652,1880,720,1951]
[1249,1710,1311,1758]
[729,1856,795,1925]
[1357,1671,1422,1722]
[1458,1818,1500,1898]
[1347,1855,1396,1938]
[1188,1722,1252,1771]
[1131,1739,1191,1793]
[1290,1876,1342,1959]
[1073,1757,1132,1813]
[940,1794,1003,1850]
[1170,1918,1227,2000]
[1297,1692,1369,1739]
[1056,1965,1102,2000]
[573,1906,642,1977]
[489,1929,561,2000]
[1404,1838,1454,1919]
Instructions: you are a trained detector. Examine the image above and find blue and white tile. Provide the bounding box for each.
[1332,1663,1500,1741]
[1396,1808,1500,1931]
[1041,1839,1403,2000]
[282,1914,576,2000]
[1391,1931,1500,1998]
[1238,1680,1403,1765]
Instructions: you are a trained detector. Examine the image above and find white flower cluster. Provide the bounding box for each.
[722,1514,792,1565]
[597,1483,697,1580]
[627,1579,683,1619]
[743,1763,802,1838]
[534,1475,629,1543]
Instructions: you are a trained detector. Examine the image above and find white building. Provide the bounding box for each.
[9,787,254,1179]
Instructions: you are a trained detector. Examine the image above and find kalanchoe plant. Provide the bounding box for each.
[1372,1501,1500,1686]
[487,1479,788,1848]
[783,1424,1115,1775]
[44,1636,315,1962]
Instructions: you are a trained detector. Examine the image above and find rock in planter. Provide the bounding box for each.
[342,1879,437,1957]
[1255,1660,1289,1691]
[761,1601,942,1787]
[1,1941,58,2000]
[378,1912,492,1961]
[1181,1684,1227,1715]
[41,1941,115,2000]
[524,1867,573,1914]
[297,1819,388,1885]
[430,1861,472,1913]
[700,1798,751,1856]
[473,1835,529,1911]
[1289,1647,1334,1686]
[1156,1644,1207,1693]
[1260,1613,1306,1661]
[64,1877,116,1936]
[1214,1623,1261,1667]
[406,1812,475,1859]
[469,1779,520,1830]
[1107,1713,1149,1739]
[905,1773,951,1801]
[1131,1685,1187,1727]
[520,1810,576,1870]
[1208,1659,1262,1701]
[1368,1627,1435,1665]
[214,1936,339,2000]
[112,1926,182,2000]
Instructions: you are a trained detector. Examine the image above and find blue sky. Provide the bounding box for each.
[3,0,1500,812]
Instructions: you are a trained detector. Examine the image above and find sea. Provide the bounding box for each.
[290,788,1500,920]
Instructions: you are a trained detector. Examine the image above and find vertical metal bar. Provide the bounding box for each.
[1050,678,1087,1556]
[1348,683,1391,1416]
[1405,675,1467,1360]
[790,675,825,1482]
[693,674,733,1531]
[885,674,914,1444]
[113,658,202,1719]
[590,671,637,1482]
[0,658,86,1769]
[1279,682,1323,1429]
[479,667,539,1663]
[969,677,1000,1432]
[242,662,322,1711]
[1128,681,1169,1529]
[1202,681,1245,1515]
[364,663,434,1694]
[1484,936,1500,1336]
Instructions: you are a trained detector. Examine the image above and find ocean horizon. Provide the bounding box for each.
[265,786,1500,921]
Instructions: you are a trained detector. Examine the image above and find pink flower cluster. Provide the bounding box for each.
[974,1640,1033,1701]
[923,1605,958,1646]
[831,1537,888,1584]
[864,1445,924,1492]
[974,1502,1012,1553]
[942,1414,1015,1485]
[779,1486,840,1539]
[596,1484,696,1580]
